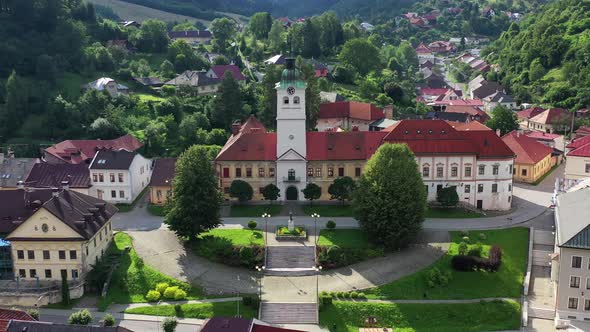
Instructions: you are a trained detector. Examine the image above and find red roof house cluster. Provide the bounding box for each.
[44,134,143,164]
[501,131,553,164]
[567,135,590,157]
[529,108,568,125]
[0,308,36,332]
[517,107,546,121]
[428,41,456,53]
[318,101,384,122]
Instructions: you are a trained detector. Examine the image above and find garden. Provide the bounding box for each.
[124,299,258,320]
[365,228,529,299]
[317,227,385,268]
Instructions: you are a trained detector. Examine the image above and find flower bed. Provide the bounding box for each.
[275,226,307,240]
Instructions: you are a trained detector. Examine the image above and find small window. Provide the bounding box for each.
[569,297,579,310]
[522,169,527,176]
[307,168,314,177]
[86,246,89,256]
[571,276,581,288]
[293,96,300,104]
[59,250,66,260]
[269,168,275,177]
[355,167,361,177]
[45,269,52,279]
[17,250,24,259]
[508,184,512,192]
[43,250,50,260]
[246,168,252,178]
[464,185,471,193]
[492,165,499,175]
[586,299,590,311]
[327,167,334,177]
[283,96,289,104]
[315,168,322,177]
[99,174,104,182]
[70,250,77,260]
[94,238,97,247]
[119,190,125,198]
[338,167,345,177]
[223,168,230,178]
[478,165,485,175]
[477,184,484,193]
[465,166,472,177]
[585,163,590,173]
[492,184,498,193]
[451,166,458,177]
[71,269,79,279]
[110,173,115,182]
[422,166,430,177]
[29,269,37,278]
[118,173,124,182]
[111,190,116,198]
[259,168,265,177]
[236,168,242,178]
[19,269,26,278]
[436,167,443,178]
[92,174,98,182]
[27,250,35,260]
[573,256,582,268]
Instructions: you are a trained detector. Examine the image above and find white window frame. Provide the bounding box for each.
[568,297,579,310]
[573,256,583,268]
[571,275,581,288]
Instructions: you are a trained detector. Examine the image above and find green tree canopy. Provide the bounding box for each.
[249,12,272,39]
[133,19,169,52]
[338,38,381,76]
[229,180,253,203]
[486,105,519,136]
[436,186,459,208]
[302,183,322,205]
[211,18,237,53]
[353,144,426,250]
[262,183,280,203]
[328,176,356,204]
[211,71,243,128]
[165,146,223,239]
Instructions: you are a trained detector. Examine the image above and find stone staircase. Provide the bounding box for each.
[259,302,318,324]
[529,306,556,320]
[265,246,316,276]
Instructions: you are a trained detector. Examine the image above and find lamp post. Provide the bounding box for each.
[311,213,320,246]
[255,265,265,303]
[314,265,322,302]
[261,213,270,247]
[156,300,162,332]
[236,274,240,318]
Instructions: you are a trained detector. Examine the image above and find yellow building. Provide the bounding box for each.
[149,158,176,205]
[502,131,555,183]
[2,188,117,281]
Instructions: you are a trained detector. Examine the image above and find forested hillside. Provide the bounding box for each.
[485,0,590,109]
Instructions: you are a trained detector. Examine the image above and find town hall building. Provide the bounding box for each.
[215,59,515,210]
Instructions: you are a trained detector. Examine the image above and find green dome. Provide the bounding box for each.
[281,67,301,82]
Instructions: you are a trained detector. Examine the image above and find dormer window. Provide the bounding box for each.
[283,97,289,104]
[293,96,300,104]
[441,130,446,134]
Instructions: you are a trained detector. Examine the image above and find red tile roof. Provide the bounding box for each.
[529,108,568,125]
[525,131,560,141]
[318,101,384,121]
[252,325,304,332]
[567,134,590,150]
[517,107,545,120]
[150,158,177,187]
[444,105,490,122]
[44,135,143,164]
[568,142,590,157]
[420,88,450,96]
[451,121,492,131]
[216,116,277,161]
[0,308,35,332]
[434,99,484,107]
[502,131,552,164]
[415,43,432,54]
[210,65,246,81]
[306,131,387,160]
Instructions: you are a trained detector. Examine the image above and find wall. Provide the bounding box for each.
[89,154,152,203]
[565,155,590,180]
[306,160,365,200]
[315,118,373,132]
[0,282,84,307]
[556,247,590,321]
[217,161,276,201]
[150,185,172,205]
[513,154,554,183]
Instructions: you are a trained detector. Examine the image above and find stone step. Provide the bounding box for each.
[529,306,555,320]
[266,246,316,269]
[259,302,318,324]
[265,268,318,276]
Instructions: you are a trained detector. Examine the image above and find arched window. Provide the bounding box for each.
[283,97,289,104]
[293,96,300,104]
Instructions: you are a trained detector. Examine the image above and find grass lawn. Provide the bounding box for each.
[98,232,203,310]
[147,203,167,217]
[320,300,521,332]
[197,229,264,246]
[318,229,370,249]
[302,205,354,217]
[229,205,282,217]
[365,228,529,299]
[124,301,257,319]
[136,93,165,102]
[425,208,483,218]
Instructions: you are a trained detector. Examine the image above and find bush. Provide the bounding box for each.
[68,309,93,325]
[102,313,115,327]
[174,304,182,316]
[156,283,170,294]
[162,317,178,332]
[342,292,351,298]
[26,309,39,320]
[458,242,468,255]
[357,292,367,299]
[146,290,161,302]
[488,245,503,271]
[174,289,187,300]
[350,291,359,299]
[426,267,451,288]
[244,296,260,309]
[451,255,484,271]
[462,236,470,243]
[239,246,255,267]
[460,230,469,237]
[320,294,333,305]
[478,233,487,241]
[163,286,180,299]
[326,220,336,230]
[468,243,483,257]
[247,220,257,230]
[336,291,345,298]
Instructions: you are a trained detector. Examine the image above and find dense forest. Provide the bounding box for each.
[485,0,590,110]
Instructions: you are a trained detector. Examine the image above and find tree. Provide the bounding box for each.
[165,146,223,239]
[68,309,93,325]
[229,180,253,203]
[168,40,208,72]
[328,176,356,204]
[1,71,28,137]
[486,105,519,136]
[529,59,546,82]
[160,59,175,79]
[353,144,427,250]
[211,71,243,128]
[211,18,237,53]
[268,20,285,53]
[261,184,280,203]
[36,54,57,81]
[206,128,228,145]
[89,117,124,139]
[436,186,459,208]
[302,183,322,205]
[162,317,178,332]
[61,272,70,306]
[339,38,381,76]
[249,12,272,39]
[134,19,169,52]
[172,21,197,31]
[302,20,321,58]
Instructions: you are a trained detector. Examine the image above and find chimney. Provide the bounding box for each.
[51,187,60,197]
[383,105,394,120]
[231,120,242,135]
[95,202,106,212]
[82,213,93,222]
[496,129,501,137]
[61,180,70,191]
[17,181,24,189]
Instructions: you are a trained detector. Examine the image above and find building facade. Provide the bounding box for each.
[565,136,590,180]
[149,158,176,205]
[215,59,515,210]
[502,131,555,183]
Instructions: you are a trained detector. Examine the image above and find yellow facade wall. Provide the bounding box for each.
[513,153,554,183]
[150,185,173,205]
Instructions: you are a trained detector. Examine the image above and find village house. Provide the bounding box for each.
[167,30,212,44]
[215,59,515,210]
[517,107,546,123]
[0,152,37,190]
[149,158,176,206]
[552,187,590,325]
[501,131,555,183]
[2,187,117,282]
[166,65,245,95]
[43,135,143,165]
[265,54,286,66]
[0,308,36,330]
[468,75,503,99]
[482,90,517,111]
[316,101,385,132]
[431,99,490,123]
[416,43,435,62]
[83,77,129,97]
[419,88,461,103]
[421,70,448,89]
[575,126,590,139]
[427,41,456,54]
[88,150,152,204]
[319,91,345,103]
[526,108,570,134]
[565,135,590,180]
[25,163,91,195]
[133,76,164,88]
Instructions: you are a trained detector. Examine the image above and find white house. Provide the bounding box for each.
[83,77,129,97]
[89,150,152,203]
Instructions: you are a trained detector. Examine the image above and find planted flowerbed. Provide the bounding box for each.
[275,226,307,240]
[188,229,265,268]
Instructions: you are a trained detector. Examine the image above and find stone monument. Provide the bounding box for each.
[288,211,294,232]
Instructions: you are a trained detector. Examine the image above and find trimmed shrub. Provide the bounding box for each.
[462,236,470,243]
[426,267,451,288]
[326,220,336,230]
[163,286,180,299]
[247,220,257,230]
[451,255,484,271]
[478,233,487,241]
[156,283,169,294]
[146,290,161,302]
[458,242,468,255]
[320,294,333,305]
[68,309,93,325]
[342,292,351,298]
[26,309,39,320]
[460,230,469,237]
[350,291,359,299]
[162,317,178,332]
[174,289,187,300]
[239,246,255,267]
[243,296,260,309]
[357,292,367,299]
[174,304,182,316]
[102,314,115,327]
[336,291,345,298]
[468,243,483,257]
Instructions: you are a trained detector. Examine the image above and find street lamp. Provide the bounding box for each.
[261,213,271,247]
[236,275,240,318]
[156,300,162,332]
[311,213,320,246]
[314,265,323,303]
[255,265,265,303]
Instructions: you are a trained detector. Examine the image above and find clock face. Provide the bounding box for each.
[287,86,295,95]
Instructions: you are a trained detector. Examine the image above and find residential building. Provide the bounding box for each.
[7,320,133,331]
[83,78,129,97]
[43,135,143,165]
[425,111,470,123]
[422,70,448,89]
[428,41,456,54]
[501,131,555,183]
[419,88,461,103]
[517,107,545,122]
[482,91,517,111]
[149,158,176,205]
[316,101,385,131]
[575,126,590,139]
[215,59,515,210]
[565,135,590,180]
[265,54,286,66]
[526,108,570,134]
[319,91,345,103]
[368,118,399,132]
[0,154,37,190]
[206,65,246,82]
[167,30,212,44]
[165,70,220,94]
[133,76,164,88]
[416,43,435,62]
[552,188,590,324]
[468,75,503,99]
[119,21,140,28]
[0,308,36,332]
[89,150,151,203]
[25,163,91,195]
[3,188,117,281]
[524,131,563,151]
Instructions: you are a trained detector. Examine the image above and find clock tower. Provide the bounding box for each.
[275,58,307,201]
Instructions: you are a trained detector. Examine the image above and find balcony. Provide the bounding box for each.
[282,176,301,183]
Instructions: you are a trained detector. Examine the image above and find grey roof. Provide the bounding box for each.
[133,76,164,87]
[84,78,128,91]
[89,150,137,170]
[168,30,212,39]
[0,158,37,188]
[8,320,133,331]
[319,91,345,103]
[369,118,398,129]
[485,91,514,103]
[165,70,219,87]
[556,188,590,249]
[425,111,470,123]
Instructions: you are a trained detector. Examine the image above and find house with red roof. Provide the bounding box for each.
[565,135,590,180]
[149,158,176,205]
[517,107,545,122]
[206,65,246,82]
[428,41,456,54]
[43,135,143,165]
[316,101,385,132]
[526,108,570,133]
[415,43,434,61]
[214,58,514,210]
[502,131,555,183]
[0,308,35,332]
